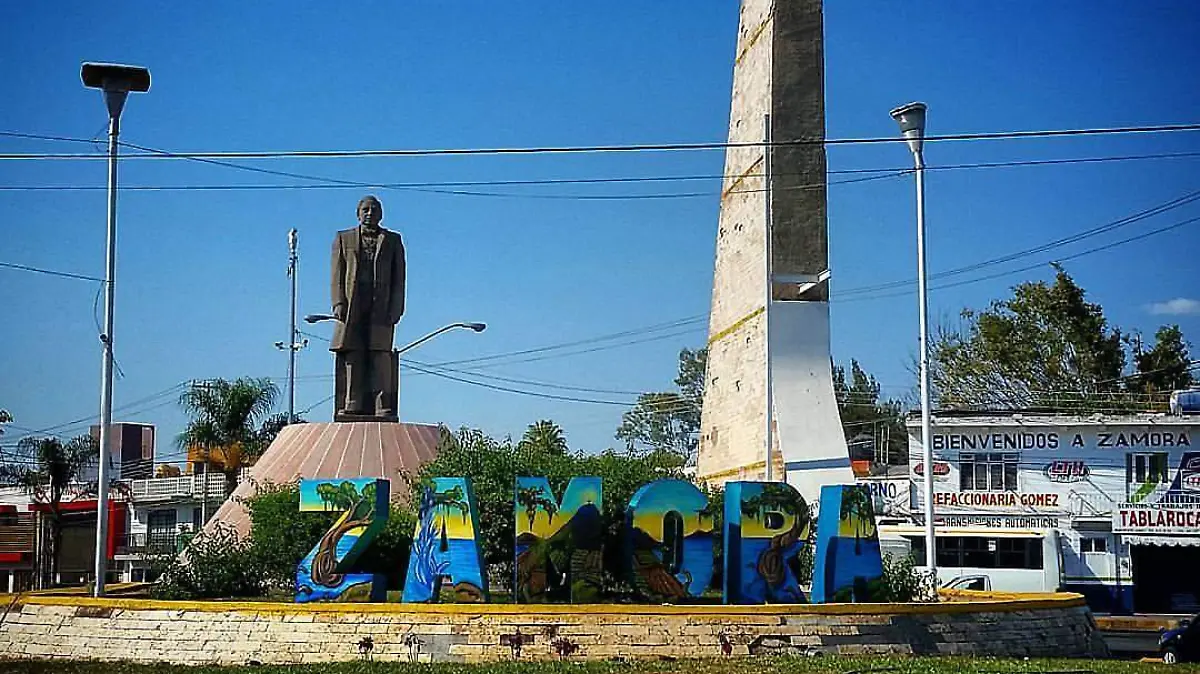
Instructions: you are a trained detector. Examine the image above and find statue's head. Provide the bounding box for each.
[357,195,383,230]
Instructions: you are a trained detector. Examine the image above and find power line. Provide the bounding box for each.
[0,261,104,283]
[0,130,99,145]
[6,150,1200,195]
[3,122,1200,161]
[839,213,1200,305]
[839,185,1200,297]
[0,171,902,200]
[426,316,706,368]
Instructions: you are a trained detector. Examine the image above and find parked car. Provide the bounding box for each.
[1160,614,1200,664]
[943,575,991,591]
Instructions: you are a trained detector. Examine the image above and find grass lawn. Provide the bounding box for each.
[0,656,1192,674]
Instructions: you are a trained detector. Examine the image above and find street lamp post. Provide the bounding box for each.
[302,317,485,416]
[81,62,150,598]
[890,101,936,578]
[394,322,487,357]
[304,316,486,356]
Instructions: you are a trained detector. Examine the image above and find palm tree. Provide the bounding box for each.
[839,487,875,554]
[0,435,97,588]
[516,486,558,531]
[518,420,568,455]
[177,377,279,497]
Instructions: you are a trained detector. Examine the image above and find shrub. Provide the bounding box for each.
[150,523,265,600]
[243,480,337,591]
[876,552,939,603]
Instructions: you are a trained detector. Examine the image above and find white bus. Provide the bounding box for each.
[878,524,1063,592]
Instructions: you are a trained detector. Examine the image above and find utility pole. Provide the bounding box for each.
[763,113,775,482]
[185,378,222,529]
[276,228,306,420]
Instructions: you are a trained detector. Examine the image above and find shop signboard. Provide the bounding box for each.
[1043,460,1090,483]
[1114,503,1200,534]
[932,491,1063,510]
[912,460,951,481]
[912,513,1062,529]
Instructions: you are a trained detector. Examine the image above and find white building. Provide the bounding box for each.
[876,412,1200,614]
[113,472,228,582]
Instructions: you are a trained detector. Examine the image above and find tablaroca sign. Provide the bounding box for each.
[1114,503,1200,534]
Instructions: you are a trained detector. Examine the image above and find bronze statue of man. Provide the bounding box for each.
[330,195,406,418]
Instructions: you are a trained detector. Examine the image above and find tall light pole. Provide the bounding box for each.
[81,62,151,598]
[763,113,775,483]
[276,229,306,420]
[890,101,936,578]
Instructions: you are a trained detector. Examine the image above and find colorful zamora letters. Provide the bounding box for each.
[723,481,811,604]
[295,478,389,603]
[810,484,885,603]
[402,477,490,603]
[296,475,885,605]
[514,476,604,603]
[625,479,714,602]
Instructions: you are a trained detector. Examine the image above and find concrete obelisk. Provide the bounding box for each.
[696,0,852,502]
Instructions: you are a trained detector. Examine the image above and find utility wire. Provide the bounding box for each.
[7,151,1200,195]
[8,149,1200,194]
[0,261,104,283]
[838,213,1200,304]
[839,185,1200,296]
[0,130,99,144]
[3,122,1200,160]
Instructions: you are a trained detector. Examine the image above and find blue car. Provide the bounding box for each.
[1160,614,1200,665]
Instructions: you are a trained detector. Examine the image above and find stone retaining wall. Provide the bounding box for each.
[0,592,1105,665]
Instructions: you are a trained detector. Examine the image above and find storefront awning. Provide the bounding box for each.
[1123,534,1200,547]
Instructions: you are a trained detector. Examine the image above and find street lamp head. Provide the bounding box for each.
[81,62,150,121]
[304,313,337,324]
[465,322,487,333]
[81,63,151,93]
[890,101,927,156]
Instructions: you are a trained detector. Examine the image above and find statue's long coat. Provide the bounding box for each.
[330,226,406,352]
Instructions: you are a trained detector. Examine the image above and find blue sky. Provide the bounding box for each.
[2,1,1199,464]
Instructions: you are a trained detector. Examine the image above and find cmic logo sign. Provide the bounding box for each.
[1043,460,1090,483]
[1180,454,1200,492]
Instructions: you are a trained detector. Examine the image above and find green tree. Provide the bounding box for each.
[616,348,706,459]
[0,434,98,588]
[177,377,280,495]
[930,265,1127,410]
[518,420,568,455]
[255,412,305,450]
[1129,325,1196,395]
[833,359,907,465]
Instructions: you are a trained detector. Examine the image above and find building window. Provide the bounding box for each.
[147,509,177,551]
[960,453,1019,491]
[908,536,1043,570]
[1127,453,1168,485]
[193,507,203,530]
[1080,537,1108,554]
